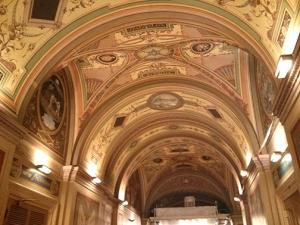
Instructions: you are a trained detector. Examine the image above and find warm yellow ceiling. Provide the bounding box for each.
[1,0,299,110]
[3,0,296,214]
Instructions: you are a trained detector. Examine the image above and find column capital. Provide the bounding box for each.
[253,154,271,170]
[61,165,79,181]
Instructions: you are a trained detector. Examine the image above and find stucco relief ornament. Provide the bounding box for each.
[217,0,277,39]
[136,45,173,60]
[191,42,214,54]
[148,92,184,110]
[96,54,117,64]
[0,0,46,92]
[66,0,96,14]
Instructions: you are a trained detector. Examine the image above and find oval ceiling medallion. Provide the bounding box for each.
[191,42,214,54]
[148,92,184,110]
[201,155,212,162]
[153,158,163,164]
[38,75,65,133]
[96,54,117,64]
[136,45,173,60]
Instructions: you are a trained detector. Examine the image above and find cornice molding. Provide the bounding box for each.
[0,109,25,140]
[244,155,270,188]
[70,166,121,204]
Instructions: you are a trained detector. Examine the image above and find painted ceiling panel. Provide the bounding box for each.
[0,0,297,106]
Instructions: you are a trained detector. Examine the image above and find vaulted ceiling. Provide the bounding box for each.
[1,0,298,218]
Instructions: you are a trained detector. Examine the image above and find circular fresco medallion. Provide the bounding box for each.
[96,54,117,64]
[38,75,65,133]
[136,45,173,60]
[148,92,183,110]
[191,42,214,54]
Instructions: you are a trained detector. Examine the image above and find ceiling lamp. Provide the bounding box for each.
[270,151,282,163]
[240,170,248,177]
[37,165,52,174]
[92,177,102,184]
[275,54,293,79]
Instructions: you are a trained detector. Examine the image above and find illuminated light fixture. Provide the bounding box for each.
[240,170,248,177]
[122,200,128,206]
[270,151,282,163]
[275,54,293,78]
[233,197,241,202]
[281,153,292,163]
[37,165,52,174]
[92,177,102,184]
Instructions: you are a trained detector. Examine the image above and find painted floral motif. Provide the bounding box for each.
[65,0,96,14]
[136,45,173,60]
[217,0,279,39]
[277,11,291,47]
[0,0,48,94]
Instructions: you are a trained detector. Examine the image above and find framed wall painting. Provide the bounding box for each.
[292,118,300,164]
[73,193,99,225]
[0,149,5,179]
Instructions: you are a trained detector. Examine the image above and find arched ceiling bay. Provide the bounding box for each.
[2,0,286,216]
[1,0,296,111]
[73,77,259,199]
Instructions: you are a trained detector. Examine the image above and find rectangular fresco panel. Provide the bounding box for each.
[0,149,4,176]
[250,186,267,225]
[277,11,291,48]
[74,193,99,225]
[292,118,300,163]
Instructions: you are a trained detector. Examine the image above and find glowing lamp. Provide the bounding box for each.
[270,151,282,163]
[275,54,293,78]
[233,197,241,202]
[240,170,248,177]
[92,177,102,184]
[282,153,292,163]
[37,165,52,174]
[122,201,128,206]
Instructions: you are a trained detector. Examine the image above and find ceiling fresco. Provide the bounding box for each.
[1,0,293,216]
[137,138,228,186]
[81,89,252,185]
[74,33,244,116]
[0,0,298,108]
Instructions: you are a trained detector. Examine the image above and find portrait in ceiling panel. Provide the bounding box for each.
[23,70,70,158]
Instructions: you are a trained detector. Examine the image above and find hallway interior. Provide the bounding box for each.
[0,0,300,225]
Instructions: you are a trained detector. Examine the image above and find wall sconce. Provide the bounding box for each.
[128,218,135,222]
[36,165,52,174]
[92,177,102,184]
[275,54,293,79]
[270,151,282,163]
[240,170,248,177]
[233,197,241,202]
[122,200,128,206]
